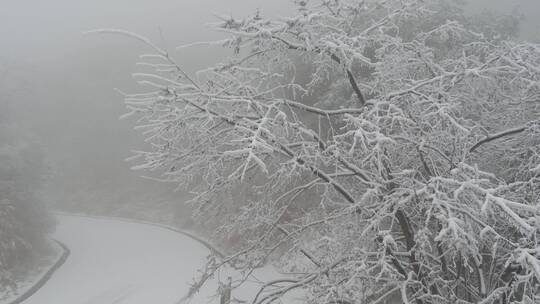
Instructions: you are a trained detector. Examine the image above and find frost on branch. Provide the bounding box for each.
[109,0,540,303]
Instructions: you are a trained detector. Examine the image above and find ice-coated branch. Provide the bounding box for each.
[469,125,527,153]
[270,35,366,106]
[86,28,201,90]
[115,1,540,303]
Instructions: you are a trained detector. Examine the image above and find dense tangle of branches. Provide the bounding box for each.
[104,1,540,303]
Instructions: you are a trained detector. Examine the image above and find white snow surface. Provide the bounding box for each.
[23,215,300,304]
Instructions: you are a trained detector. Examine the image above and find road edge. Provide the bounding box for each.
[6,239,70,304]
[54,211,225,258]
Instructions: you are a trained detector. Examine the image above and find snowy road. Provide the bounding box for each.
[22,215,273,304]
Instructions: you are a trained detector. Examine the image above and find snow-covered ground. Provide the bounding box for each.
[22,215,301,304]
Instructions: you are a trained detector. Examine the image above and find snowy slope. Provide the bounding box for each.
[22,215,301,304]
[0,241,65,304]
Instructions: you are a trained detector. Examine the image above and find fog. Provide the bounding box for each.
[1,0,293,213]
[0,0,538,213]
[1,0,539,303]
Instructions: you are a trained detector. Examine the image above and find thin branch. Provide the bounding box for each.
[271,35,366,106]
[469,126,526,153]
[280,99,368,116]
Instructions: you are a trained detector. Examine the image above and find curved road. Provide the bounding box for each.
[23,215,225,304]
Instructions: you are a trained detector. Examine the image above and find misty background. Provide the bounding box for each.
[0,0,538,220]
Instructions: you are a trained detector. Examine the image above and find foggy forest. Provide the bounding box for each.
[1,0,539,303]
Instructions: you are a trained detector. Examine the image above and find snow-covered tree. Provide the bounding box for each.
[0,62,53,292]
[0,126,52,292]
[111,0,540,303]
